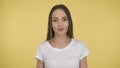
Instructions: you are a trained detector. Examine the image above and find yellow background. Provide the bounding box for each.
[0,0,120,68]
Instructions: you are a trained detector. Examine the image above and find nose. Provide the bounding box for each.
[58,20,63,27]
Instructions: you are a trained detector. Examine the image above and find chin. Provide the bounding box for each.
[56,32,67,36]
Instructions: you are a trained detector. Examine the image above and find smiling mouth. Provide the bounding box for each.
[57,28,64,31]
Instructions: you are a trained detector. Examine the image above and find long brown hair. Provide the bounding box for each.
[46,4,74,40]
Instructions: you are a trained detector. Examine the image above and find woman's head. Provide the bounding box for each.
[46,4,74,40]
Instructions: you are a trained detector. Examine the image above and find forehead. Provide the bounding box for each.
[52,9,67,18]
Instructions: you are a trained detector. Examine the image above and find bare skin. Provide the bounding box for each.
[36,60,44,68]
[80,57,88,68]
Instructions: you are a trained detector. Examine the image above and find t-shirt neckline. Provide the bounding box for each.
[47,38,74,51]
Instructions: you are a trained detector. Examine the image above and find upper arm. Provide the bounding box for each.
[36,59,44,68]
[35,44,44,68]
[80,57,88,68]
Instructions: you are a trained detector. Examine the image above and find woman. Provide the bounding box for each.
[35,4,89,68]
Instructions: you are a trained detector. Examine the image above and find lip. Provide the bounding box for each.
[57,28,64,31]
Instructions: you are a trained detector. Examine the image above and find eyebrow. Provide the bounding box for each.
[52,16,68,19]
[62,16,68,19]
[52,17,58,19]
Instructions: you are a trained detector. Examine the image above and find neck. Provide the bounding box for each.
[53,34,70,41]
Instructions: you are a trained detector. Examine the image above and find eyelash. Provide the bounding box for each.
[52,19,68,22]
[63,18,68,21]
[52,20,58,22]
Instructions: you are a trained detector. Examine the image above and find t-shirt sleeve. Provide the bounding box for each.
[35,43,44,61]
[80,42,90,60]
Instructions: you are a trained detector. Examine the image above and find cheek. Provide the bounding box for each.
[64,22,69,28]
[52,23,57,28]
[52,23,57,30]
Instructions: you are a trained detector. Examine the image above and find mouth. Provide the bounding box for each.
[57,28,64,32]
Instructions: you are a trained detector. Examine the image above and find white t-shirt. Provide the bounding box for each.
[35,39,89,68]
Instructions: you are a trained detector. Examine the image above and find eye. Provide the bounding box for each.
[63,18,68,21]
[52,19,58,22]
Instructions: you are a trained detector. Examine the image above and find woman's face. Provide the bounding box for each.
[52,9,68,36]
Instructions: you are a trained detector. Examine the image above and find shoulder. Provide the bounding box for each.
[37,41,49,49]
[73,38,85,45]
[72,38,87,48]
[73,39,89,52]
